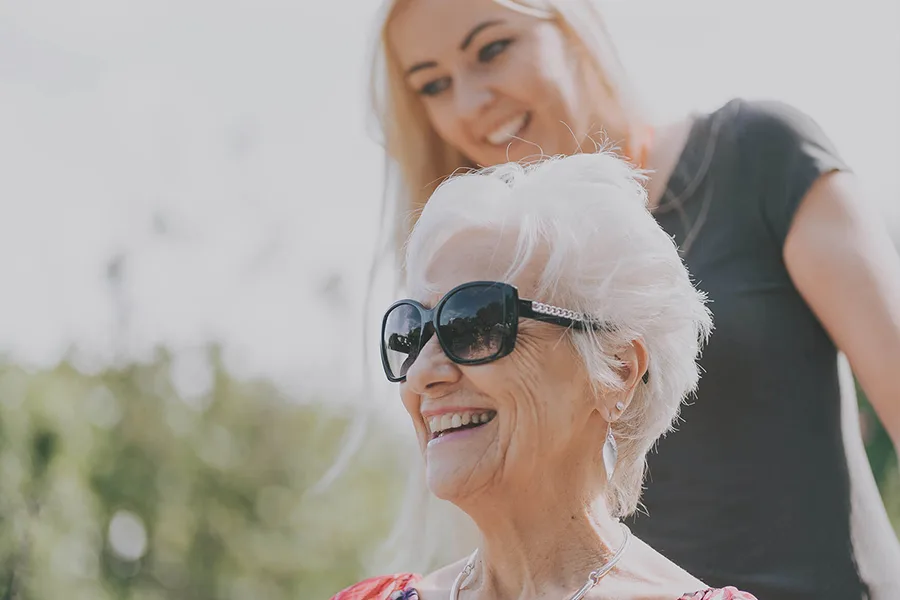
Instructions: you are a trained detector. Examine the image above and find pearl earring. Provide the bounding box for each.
[616,401,625,412]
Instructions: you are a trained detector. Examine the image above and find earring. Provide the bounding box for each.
[602,426,618,482]
[615,401,625,412]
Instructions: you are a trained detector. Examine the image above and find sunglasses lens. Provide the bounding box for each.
[383,303,424,380]
[438,285,508,362]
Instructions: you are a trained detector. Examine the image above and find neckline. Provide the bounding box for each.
[651,100,733,216]
[398,583,746,600]
[650,112,704,215]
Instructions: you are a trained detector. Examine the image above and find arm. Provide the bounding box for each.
[784,171,900,450]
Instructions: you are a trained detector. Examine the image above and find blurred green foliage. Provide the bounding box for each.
[0,348,896,599]
[0,348,402,600]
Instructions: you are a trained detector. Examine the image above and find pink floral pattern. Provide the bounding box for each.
[678,587,758,600]
[332,575,759,600]
[331,574,419,600]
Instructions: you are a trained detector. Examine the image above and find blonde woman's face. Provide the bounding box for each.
[389,0,596,166]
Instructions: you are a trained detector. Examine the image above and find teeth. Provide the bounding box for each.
[427,410,496,435]
[486,114,528,145]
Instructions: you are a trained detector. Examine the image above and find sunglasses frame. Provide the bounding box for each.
[380,280,606,383]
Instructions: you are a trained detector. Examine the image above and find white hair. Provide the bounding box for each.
[377,151,713,573]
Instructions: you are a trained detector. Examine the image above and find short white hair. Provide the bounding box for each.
[379,151,712,573]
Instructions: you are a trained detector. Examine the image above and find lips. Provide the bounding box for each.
[426,409,497,440]
[484,112,531,146]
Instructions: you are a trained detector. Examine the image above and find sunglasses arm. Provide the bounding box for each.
[518,299,597,330]
[517,299,649,384]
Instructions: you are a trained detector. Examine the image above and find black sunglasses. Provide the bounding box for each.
[381,280,649,384]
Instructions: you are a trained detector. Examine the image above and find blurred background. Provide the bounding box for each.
[1,1,898,599]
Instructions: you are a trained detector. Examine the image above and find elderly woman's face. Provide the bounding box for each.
[388,0,594,167]
[400,229,598,501]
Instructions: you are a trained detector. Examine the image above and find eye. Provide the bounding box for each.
[418,76,452,97]
[478,39,513,63]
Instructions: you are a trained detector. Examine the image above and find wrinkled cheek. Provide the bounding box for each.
[500,407,544,475]
[399,392,426,449]
[414,425,429,454]
[498,433,543,489]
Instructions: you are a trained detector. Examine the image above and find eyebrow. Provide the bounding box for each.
[406,60,438,77]
[404,19,506,78]
[460,19,504,51]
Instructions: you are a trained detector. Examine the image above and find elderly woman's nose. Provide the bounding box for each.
[405,337,461,393]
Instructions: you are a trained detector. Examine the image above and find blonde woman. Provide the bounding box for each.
[334,153,756,600]
[361,1,900,599]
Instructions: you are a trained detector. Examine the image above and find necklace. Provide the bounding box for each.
[449,522,631,600]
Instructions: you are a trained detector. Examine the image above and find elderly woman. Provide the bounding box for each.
[364,2,900,597]
[331,152,756,600]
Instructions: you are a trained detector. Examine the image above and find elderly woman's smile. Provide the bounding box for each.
[424,409,497,443]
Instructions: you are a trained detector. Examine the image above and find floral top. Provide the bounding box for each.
[330,574,759,600]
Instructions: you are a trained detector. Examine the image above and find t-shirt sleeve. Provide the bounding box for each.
[732,99,849,246]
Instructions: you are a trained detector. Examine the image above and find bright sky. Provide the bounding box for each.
[1,0,898,401]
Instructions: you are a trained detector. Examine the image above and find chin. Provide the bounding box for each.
[426,470,464,501]
[426,476,461,502]
[422,411,500,500]
[499,144,536,164]
[425,458,491,503]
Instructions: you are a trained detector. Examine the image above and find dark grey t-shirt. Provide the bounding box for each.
[629,98,900,600]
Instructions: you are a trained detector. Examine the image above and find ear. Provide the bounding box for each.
[603,338,650,423]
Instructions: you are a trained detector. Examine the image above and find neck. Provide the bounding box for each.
[642,117,695,209]
[583,102,652,173]
[625,124,654,172]
[456,461,625,598]
[472,501,625,599]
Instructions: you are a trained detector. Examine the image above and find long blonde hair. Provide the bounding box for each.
[369,0,645,261]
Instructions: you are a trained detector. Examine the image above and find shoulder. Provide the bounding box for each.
[329,557,470,600]
[720,97,841,161]
[729,97,813,129]
[409,555,472,596]
[330,574,421,600]
[678,587,759,600]
[716,97,819,138]
[701,97,847,242]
